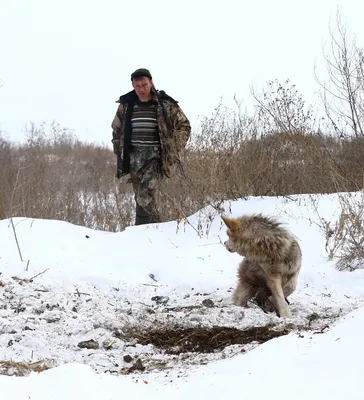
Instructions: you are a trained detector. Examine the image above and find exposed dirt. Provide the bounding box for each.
[121,324,290,354]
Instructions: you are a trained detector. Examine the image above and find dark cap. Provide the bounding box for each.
[130,68,152,80]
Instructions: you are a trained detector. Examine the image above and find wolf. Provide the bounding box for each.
[221,213,302,318]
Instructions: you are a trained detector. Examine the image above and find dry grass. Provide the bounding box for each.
[0,359,54,376]
[1,117,364,233]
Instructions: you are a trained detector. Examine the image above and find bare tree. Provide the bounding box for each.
[315,10,364,138]
[250,79,317,135]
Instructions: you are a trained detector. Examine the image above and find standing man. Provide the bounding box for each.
[111,68,191,225]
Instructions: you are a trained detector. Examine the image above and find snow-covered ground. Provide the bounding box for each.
[1,193,364,399]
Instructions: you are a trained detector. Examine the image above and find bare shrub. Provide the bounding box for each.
[152,100,261,232]
[0,122,134,231]
[0,95,359,238]
[309,11,364,271]
[322,192,364,271]
[251,78,317,135]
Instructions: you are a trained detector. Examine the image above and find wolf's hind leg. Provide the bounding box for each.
[254,289,276,313]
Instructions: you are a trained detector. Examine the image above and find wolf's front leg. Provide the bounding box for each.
[232,281,255,307]
[266,275,292,318]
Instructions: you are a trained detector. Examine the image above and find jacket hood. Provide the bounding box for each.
[116,90,138,104]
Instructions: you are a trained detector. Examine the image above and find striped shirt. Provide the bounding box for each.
[131,100,160,146]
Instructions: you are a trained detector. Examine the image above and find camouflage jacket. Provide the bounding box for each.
[111,87,191,177]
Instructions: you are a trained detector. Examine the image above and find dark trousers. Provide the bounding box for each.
[129,145,162,225]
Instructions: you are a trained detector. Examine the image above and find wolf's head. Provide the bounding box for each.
[221,215,241,254]
[221,213,299,262]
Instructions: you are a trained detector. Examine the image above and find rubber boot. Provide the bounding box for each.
[135,214,154,225]
[135,204,159,225]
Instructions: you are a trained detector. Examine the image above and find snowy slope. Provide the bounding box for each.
[1,193,364,399]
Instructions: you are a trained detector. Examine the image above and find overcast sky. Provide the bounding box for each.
[1,0,364,146]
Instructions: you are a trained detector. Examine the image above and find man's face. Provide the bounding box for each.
[132,77,153,102]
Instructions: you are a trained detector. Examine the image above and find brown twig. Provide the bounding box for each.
[29,268,49,281]
[10,217,23,262]
[74,287,90,297]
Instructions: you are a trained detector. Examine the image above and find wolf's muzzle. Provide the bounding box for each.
[224,240,234,253]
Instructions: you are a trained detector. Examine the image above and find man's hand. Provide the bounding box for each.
[115,152,129,179]
[112,138,120,155]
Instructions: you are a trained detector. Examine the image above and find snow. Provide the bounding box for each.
[179,306,364,400]
[1,192,364,399]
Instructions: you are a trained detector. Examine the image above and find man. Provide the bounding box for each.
[111,68,191,225]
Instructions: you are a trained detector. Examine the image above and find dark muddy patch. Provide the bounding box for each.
[121,325,290,354]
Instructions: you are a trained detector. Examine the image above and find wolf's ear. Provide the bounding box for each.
[221,215,239,231]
